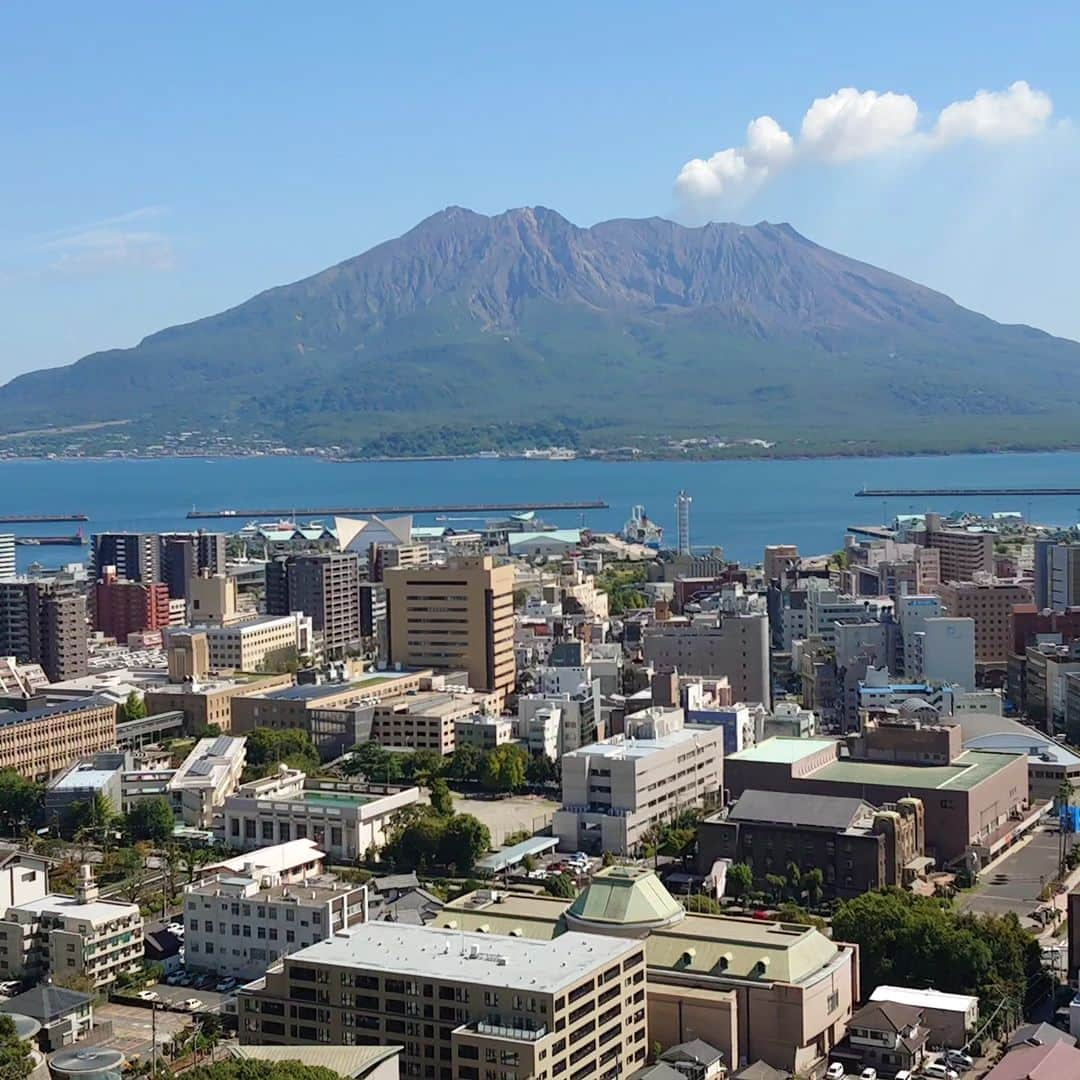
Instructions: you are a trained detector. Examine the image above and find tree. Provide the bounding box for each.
[439,814,491,873]
[480,745,529,793]
[526,752,557,786]
[660,827,697,868]
[803,868,824,907]
[345,741,403,784]
[785,861,802,901]
[0,772,42,835]
[447,743,482,782]
[119,690,147,723]
[124,797,175,843]
[726,862,754,901]
[246,728,320,776]
[764,873,787,905]
[67,791,118,844]
[683,894,723,914]
[0,1014,32,1080]
[382,810,446,871]
[429,778,454,817]
[404,750,446,785]
[185,1061,342,1080]
[544,872,577,899]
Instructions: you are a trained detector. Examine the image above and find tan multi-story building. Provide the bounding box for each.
[144,672,294,733]
[553,708,724,856]
[0,696,116,781]
[0,867,142,988]
[205,613,313,672]
[642,613,770,707]
[935,577,1033,672]
[384,556,516,707]
[917,513,994,582]
[433,867,859,1077]
[371,690,491,755]
[167,629,210,680]
[454,714,515,751]
[184,867,368,982]
[237,921,649,1080]
[188,570,248,627]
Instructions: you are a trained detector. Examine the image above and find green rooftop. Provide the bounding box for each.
[728,737,836,764]
[301,791,373,807]
[813,749,1021,792]
[566,866,685,929]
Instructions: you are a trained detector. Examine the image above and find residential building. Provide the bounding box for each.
[371,690,489,754]
[697,789,928,899]
[554,708,724,855]
[168,734,246,827]
[981,1040,1080,1079]
[1026,641,1080,729]
[454,714,514,751]
[384,555,516,705]
[0,656,47,702]
[144,672,294,733]
[802,581,893,649]
[93,568,171,643]
[0,537,14,579]
[91,532,160,584]
[762,700,816,740]
[642,613,770,707]
[434,867,860,1076]
[915,513,994,581]
[936,577,1033,675]
[266,551,363,655]
[1012,605,1080,656]
[0,984,93,1051]
[0,866,142,988]
[517,684,601,756]
[205,613,313,672]
[237,921,650,1080]
[0,575,88,682]
[184,866,367,982]
[912,617,976,691]
[0,696,116,781]
[868,985,978,1050]
[219,769,420,862]
[725,729,1031,864]
[160,532,227,600]
[1048,542,1080,611]
[203,838,329,883]
[830,1000,929,1078]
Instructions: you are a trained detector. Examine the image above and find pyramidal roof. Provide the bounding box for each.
[566,866,685,930]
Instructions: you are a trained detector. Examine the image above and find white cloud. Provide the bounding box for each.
[676,81,1054,208]
[35,207,175,276]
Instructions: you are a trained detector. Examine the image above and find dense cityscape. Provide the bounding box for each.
[0,495,1075,1079]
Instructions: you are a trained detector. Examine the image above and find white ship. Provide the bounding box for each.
[622,505,663,548]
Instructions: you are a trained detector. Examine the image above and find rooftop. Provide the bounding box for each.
[49,764,122,792]
[722,789,874,831]
[566,866,685,929]
[0,985,92,1022]
[869,984,978,1013]
[565,725,721,761]
[814,750,1021,792]
[225,1045,401,1079]
[727,737,836,764]
[204,838,325,877]
[0,695,115,730]
[14,892,139,925]
[280,922,639,993]
[170,734,244,789]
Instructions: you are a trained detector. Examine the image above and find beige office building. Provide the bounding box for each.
[371,690,490,755]
[237,921,648,1080]
[0,697,117,782]
[144,672,294,733]
[554,709,724,856]
[205,614,313,672]
[384,556,516,706]
[935,577,1033,670]
[188,570,249,627]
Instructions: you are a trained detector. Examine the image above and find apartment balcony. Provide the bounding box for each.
[460,1019,548,1043]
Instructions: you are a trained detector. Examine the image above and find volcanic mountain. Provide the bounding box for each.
[3,205,1079,455]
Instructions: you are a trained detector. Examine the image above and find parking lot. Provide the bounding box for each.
[93,1001,191,1061]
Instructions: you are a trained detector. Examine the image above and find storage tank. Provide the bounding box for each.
[47,1048,124,1080]
[2,1013,41,1042]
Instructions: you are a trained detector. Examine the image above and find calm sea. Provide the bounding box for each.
[5,452,1080,572]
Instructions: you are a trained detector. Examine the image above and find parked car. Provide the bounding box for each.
[0,981,21,996]
[167,922,184,936]
[216,977,238,992]
[192,973,215,989]
[894,1071,911,1080]
[859,1069,877,1080]
[942,1050,974,1071]
[165,973,185,986]
[825,1064,845,1079]
[136,990,160,1002]
[923,1064,958,1080]
[180,998,204,1012]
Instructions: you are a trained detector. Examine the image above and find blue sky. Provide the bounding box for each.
[2,1,1079,380]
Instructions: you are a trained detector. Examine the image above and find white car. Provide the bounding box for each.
[923,1065,958,1080]
[942,1050,974,1071]
[825,1065,845,1080]
[136,990,159,1002]
[859,1068,876,1080]
[180,998,204,1012]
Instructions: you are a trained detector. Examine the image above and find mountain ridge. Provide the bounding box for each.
[2,206,1078,457]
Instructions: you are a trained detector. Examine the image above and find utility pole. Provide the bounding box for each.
[151,1003,157,1076]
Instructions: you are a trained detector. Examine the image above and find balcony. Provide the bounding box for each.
[464,1019,548,1042]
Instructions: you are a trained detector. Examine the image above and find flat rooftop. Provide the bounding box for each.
[727,738,836,764]
[566,726,720,761]
[0,695,114,729]
[50,766,120,791]
[287,922,638,993]
[15,893,138,925]
[813,749,1022,792]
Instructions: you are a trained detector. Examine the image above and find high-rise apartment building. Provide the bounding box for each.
[0,575,88,682]
[91,533,160,584]
[384,556,515,703]
[916,513,993,582]
[161,532,227,600]
[1049,544,1080,611]
[237,922,649,1080]
[935,577,1033,671]
[0,536,14,580]
[94,568,171,643]
[266,552,361,656]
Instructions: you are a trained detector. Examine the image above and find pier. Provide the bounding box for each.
[187,500,609,520]
[0,513,88,523]
[855,487,1080,498]
[15,534,86,546]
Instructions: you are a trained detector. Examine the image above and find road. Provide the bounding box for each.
[959,826,1062,923]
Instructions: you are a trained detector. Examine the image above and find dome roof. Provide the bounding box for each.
[566,866,685,936]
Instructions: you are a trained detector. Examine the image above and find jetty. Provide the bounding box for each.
[15,534,86,547]
[0,513,88,523]
[855,487,1080,498]
[187,500,609,520]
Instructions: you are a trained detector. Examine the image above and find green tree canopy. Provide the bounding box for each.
[479,744,529,793]
[245,728,320,776]
[439,814,491,873]
[124,796,175,843]
[682,894,723,914]
[428,777,454,817]
[0,771,42,834]
[186,1061,342,1080]
[345,741,403,783]
[726,862,753,900]
[544,872,578,899]
[0,1014,33,1080]
[447,743,482,781]
[119,690,147,724]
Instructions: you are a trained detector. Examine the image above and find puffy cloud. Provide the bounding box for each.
[35,207,175,276]
[676,81,1054,208]
[933,80,1052,144]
